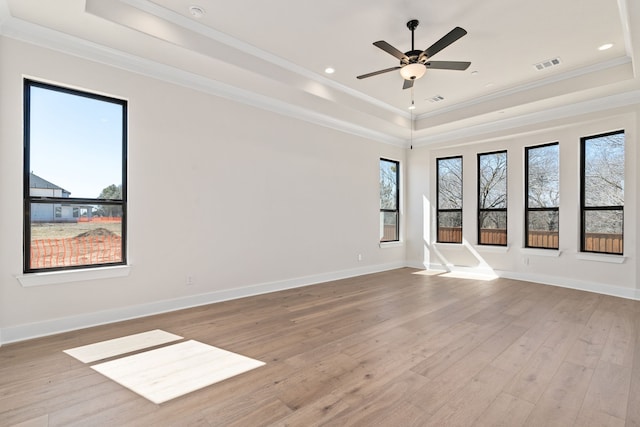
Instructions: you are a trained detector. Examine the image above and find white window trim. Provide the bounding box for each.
[379,241,403,248]
[521,248,562,257]
[576,253,625,264]
[16,265,131,287]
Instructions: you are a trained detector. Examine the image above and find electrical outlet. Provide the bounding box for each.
[357,254,363,262]
[186,275,195,286]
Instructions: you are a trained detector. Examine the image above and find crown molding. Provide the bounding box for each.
[1,16,406,147]
[412,89,640,147]
[416,56,633,123]
[119,0,407,119]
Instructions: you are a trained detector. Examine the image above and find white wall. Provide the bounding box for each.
[406,107,639,298]
[0,37,406,344]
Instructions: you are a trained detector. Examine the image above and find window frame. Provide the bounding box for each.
[580,130,624,255]
[436,155,463,244]
[477,150,507,246]
[23,79,128,273]
[524,142,559,250]
[379,158,400,243]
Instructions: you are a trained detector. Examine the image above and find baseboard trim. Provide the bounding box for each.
[0,262,405,345]
[496,270,640,300]
[422,262,639,300]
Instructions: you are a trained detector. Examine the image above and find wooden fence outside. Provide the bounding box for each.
[30,235,122,269]
[584,232,623,254]
[439,228,622,253]
[527,230,559,249]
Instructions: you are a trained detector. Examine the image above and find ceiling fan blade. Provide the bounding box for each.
[373,41,408,61]
[423,27,467,59]
[357,66,401,79]
[426,61,471,70]
[403,78,414,90]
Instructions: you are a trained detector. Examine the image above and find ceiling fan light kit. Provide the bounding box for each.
[357,19,471,90]
[400,63,426,80]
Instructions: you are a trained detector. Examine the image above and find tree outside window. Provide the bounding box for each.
[478,151,507,246]
[437,156,463,243]
[581,130,624,254]
[525,143,559,249]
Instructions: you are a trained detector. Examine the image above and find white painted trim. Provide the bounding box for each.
[497,270,639,300]
[413,89,640,147]
[1,18,406,147]
[575,253,626,264]
[521,248,561,257]
[16,265,132,287]
[416,57,632,122]
[379,241,403,248]
[0,261,404,345]
[417,263,639,300]
[475,245,509,253]
[118,0,406,118]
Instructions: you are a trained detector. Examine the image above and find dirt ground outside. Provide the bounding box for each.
[29,221,123,269]
[30,221,122,239]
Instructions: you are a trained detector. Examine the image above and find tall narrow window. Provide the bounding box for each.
[525,143,559,249]
[24,80,127,272]
[437,156,463,243]
[581,130,624,255]
[380,158,399,242]
[478,151,507,246]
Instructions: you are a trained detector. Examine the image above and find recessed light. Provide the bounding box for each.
[471,70,479,76]
[189,5,205,18]
[598,43,613,51]
[324,67,335,74]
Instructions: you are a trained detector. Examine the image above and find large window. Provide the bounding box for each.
[478,151,507,246]
[580,130,624,255]
[24,80,127,272]
[525,143,559,249]
[437,156,463,243]
[380,158,399,242]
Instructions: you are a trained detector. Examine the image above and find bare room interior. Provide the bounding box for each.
[1,0,640,425]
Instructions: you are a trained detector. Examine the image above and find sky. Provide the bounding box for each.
[29,85,123,199]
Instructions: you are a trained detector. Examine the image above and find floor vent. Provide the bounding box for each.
[533,57,561,71]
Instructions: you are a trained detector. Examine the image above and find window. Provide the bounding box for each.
[380,158,399,242]
[437,156,463,243]
[525,143,559,249]
[580,130,624,255]
[24,80,127,272]
[478,151,507,246]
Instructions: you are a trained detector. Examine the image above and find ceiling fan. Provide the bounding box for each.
[357,20,471,90]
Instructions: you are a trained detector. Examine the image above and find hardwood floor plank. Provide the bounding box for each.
[580,360,632,420]
[565,309,615,369]
[425,365,513,426]
[503,321,584,403]
[522,361,593,426]
[473,392,535,427]
[2,268,640,426]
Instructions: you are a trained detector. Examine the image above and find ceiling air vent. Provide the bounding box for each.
[533,57,561,71]
[428,95,445,103]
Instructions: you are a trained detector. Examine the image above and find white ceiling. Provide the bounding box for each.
[1,0,639,146]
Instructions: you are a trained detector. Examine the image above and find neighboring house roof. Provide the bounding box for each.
[30,172,71,196]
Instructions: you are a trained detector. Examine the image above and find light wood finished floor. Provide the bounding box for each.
[2,268,640,426]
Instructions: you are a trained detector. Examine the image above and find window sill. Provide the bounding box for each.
[475,245,509,253]
[576,253,625,264]
[16,265,131,287]
[379,241,403,248]
[521,248,561,257]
